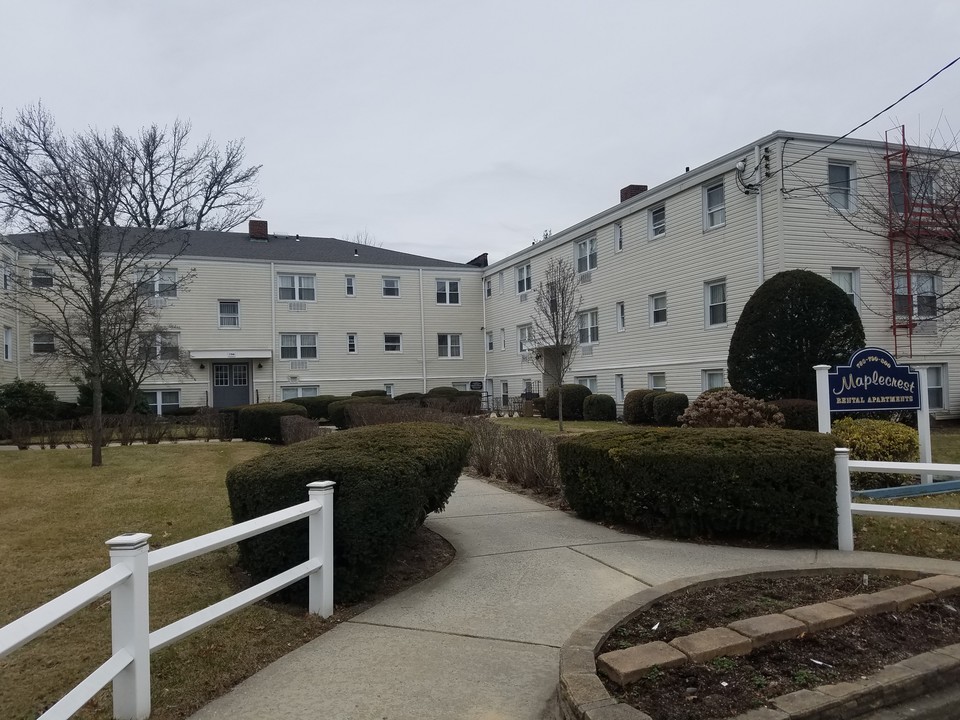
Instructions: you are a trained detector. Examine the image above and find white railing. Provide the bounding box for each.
[0,481,335,720]
[835,448,960,551]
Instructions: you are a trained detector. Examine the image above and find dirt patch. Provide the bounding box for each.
[600,574,960,720]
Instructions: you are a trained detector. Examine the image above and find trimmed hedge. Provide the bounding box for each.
[558,427,837,544]
[225,422,471,603]
[286,395,341,419]
[771,398,819,431]
[352,389,388,397]
[544,384,593,421]
[237,402,308,442]
[583,393,617,421]
[623,389,656,425]
[831,417,920,490]
[426,386,460,398]
[640,390,665,423]
[652,392,689,426]
[328,396,396,429]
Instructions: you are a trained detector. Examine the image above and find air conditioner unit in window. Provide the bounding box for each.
[146,296,167,308]
[519,351,530,363]
[519,293,528,302]
[288,301,306,312]
[581,346,594,357]
[580,272,592,283]
[289,360,308,370]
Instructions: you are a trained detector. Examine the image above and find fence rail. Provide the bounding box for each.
[0,481,334,720]
[835,448,960,551]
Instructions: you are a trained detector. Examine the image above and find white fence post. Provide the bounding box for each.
[914,365,933,484]
[307,482,335,617]
[106,532,152,720]
[815,364,832,433]
[835,448,854,552]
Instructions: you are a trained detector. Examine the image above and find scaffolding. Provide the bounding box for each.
[886,126,914,358]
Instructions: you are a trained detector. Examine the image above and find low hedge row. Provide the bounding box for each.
[225,422,471,603]
[237,402,308,442]
[328,396,396,429]
[285,395,342,419]
[558,427,837,544]
[544,384,592,420]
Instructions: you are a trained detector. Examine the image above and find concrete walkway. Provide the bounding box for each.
[189,475,960,720]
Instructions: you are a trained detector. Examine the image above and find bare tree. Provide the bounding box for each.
[527,257,582,431]
[0,103,258,465]
[343,229,382,247]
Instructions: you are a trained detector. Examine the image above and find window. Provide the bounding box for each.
[2,263,10,291]
[613,222,623,252]
[578,310,599,345]
[436,279,460,305]
[500,328,506,350]
[498,271,504,294]
[32,331,54,354]
[232,365,248,387]
[501,381,509,406]
[575,376,598,392]
[704,181,726,229]
[142,332,179,361]
[927,366,945,410]
[517,324,533,353]
[347,333,357,353]
[703,369,725,391]
[895,272,938,320]
[616,302,625,332]
[218,300,240,328]
[486,331,494,352]
[438,333,462,358]
[278,274,315,301]
[452,382,468,392]
[650,206,666,238]
[705,280,727,326]
[384,383,395,398]
[576,236,597,273]
[614,374,625,403]
[516,263,532,294]
[890,169,939,213]
[142,390,180,416]
[382,277,400,297]
[282,386,319,400]
[649,292,667,326]
[648,372,666,390]
[828,162,854,211]
[832,268,859,310]
[280,333,318,359]
[485,279,492,297]
[139,268,177,298]
[3,327,11,361]
[31,267,53,288]
[345,275,355,297]
[384,333,402,352]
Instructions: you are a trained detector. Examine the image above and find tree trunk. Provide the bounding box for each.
[91,371,103,467]
[558,384,564,432]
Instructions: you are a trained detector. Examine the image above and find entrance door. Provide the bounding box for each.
[212,362,251,407]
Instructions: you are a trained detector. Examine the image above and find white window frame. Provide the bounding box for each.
[382,276,400,298]
[486,331,494,352]
[650,205,666,239]
[436,279,461,305]
[218,300,240,328]
[280,333,318,360]
[927,365,946,410]
[485,279,492,297]
[831,267,860,311]
[827,161,855,211]
[498,271,504,294]
[576,236,597,273]
[703,181,726,230]
[500,328,506,350]
[648,372,666,391]
[142,331,179,361]
[384,383,395,398]
[702,369,725,391]
[578,309,599,345]
[501,381,509,406]
[705,280,727,327]
[616,301,625,332]
[516,263,532,294]
[277,273,315,302]
[518,324,533,353]
[347,333,357,354]
[613,221,623,253]
[3,326,12,361]
[614,374,625,403]
[282,386,319,400]
[649,292,667,326]
[895,272,939,320]
[139,268,177,298]
[32,331,54,354]
[31,267,54,288]
[452,382,468,392]
[384,333,403,353]
[345,275,356,297]
[2,263,11,291]
[142,389,181,416]
[438,333,462,359]
[574,375,598,393]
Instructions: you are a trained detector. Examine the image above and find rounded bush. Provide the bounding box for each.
[583,393,617,421]
[328,396,396,429]
[394,392,425,405]
[640,390,665,423]
[544,384,593,421]
[652,392,689,426]
[0,379,57,422]
[680,389,784,428]
[532,396,546,416]
[623,389,657,425]
[284,395,340,419]
[831,417,919,490]
[426,386,459,398]
[558,427,837,544]
[237,402,308,442]
[352,389,388,397]
[770,398,819,431]
[225,422,471,603]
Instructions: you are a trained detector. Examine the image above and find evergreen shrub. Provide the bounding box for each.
[652,392,689,426]
[225,422,471,603]
[0,379,57,422]
[640,390,665,423]
[831,417,920,490]
[328,396,395,429]
[286,395,341,419]
[558,427,837,544]
[426,386,459,398]
[352,389,388,397]
[623,389,658,425]
[544,384,592,421]
[583,393,617,421]
[237,402,308,442]
[770,399,819,431]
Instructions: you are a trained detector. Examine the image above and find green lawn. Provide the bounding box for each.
[491,416,621,435]
[0,443,335,720]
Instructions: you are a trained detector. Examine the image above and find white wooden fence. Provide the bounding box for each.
[835,448,960,550]
[0,481,335,720]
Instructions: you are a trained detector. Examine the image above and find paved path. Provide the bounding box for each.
[189,475,960,720]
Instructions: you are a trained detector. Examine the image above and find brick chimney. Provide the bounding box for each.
[620,184,648,203]
[248,219,268,239]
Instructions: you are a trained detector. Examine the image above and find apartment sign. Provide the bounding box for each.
[828,347,920,412]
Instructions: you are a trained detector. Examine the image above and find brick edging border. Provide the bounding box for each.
[556,560,960,720]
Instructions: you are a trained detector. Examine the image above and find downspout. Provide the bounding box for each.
[419,269,427,392]
[755,144,764,284]
[270,262,277,400]
[14,246,21,378]
[482,274,488,384]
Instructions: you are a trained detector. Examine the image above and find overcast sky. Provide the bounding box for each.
[5,1,960,264]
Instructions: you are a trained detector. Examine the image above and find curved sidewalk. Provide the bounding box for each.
[190,475,960,720]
